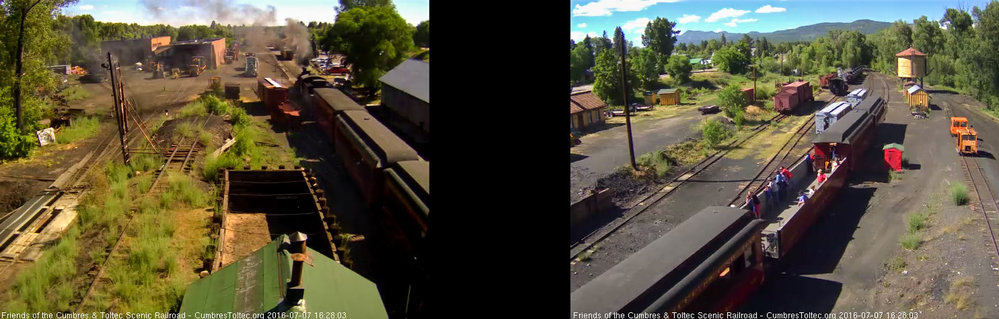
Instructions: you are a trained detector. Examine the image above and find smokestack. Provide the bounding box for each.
[286,232,308,305]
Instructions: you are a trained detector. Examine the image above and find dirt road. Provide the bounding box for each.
[570,109,708,203]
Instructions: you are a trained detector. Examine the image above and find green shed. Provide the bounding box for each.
[179,233,388,317]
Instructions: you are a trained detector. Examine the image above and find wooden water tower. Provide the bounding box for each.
[896,47,926,87]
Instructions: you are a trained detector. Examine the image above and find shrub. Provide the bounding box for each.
[229,107,251,127]
[899,232,922,250]
[202,153,242,183]
[907,212,929,233]
[951,183,968,206]
[129,154,162,174]
[0,114,34,160]
[201,94,230,115]
[179,101,207,118]
[716,85,748,119]
[637,150,672,178]
[701,119,732,148]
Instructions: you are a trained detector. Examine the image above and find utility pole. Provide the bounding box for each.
[13,0,44,133]
[105,53,130,164]
[619,31,637,170]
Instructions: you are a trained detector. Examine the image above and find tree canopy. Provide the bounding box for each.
[320,5,415,90]
[413,20,429,48]
[641,17,680,69]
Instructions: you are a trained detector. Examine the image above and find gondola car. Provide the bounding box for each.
[571,206,766,313]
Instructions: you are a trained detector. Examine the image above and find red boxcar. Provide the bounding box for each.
[774,90,799,113]
[819,73,836,88]
[257,77,289,113]
[773,81,813,114]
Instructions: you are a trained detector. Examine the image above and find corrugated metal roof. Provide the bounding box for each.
[907,85,923,95]
[570,91,607,111]
[570,102,585,114]
[689,58,702,64]
[379,59,429,104]
[180,234,388,317]
[658,88,677,94]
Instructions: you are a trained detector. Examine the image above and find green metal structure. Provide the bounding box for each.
[179,234,388,317]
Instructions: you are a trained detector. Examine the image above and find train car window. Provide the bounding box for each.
[964,135,976,141]
[743,246,754,268]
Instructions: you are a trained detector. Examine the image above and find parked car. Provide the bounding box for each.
[632,103,654,111]
[697,105,720,115]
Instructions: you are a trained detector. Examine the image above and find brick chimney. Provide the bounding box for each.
[286,232,308,305]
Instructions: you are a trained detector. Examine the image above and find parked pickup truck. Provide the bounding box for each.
[697,105,720,115]
[632,103,654,111]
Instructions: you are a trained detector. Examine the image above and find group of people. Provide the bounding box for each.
[747,151,845,216]
[748,165,796,218]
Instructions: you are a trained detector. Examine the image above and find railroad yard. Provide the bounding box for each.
[0,14,429,317]
[570,58,999,316]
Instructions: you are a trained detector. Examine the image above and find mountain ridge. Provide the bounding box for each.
[676,19,892,44]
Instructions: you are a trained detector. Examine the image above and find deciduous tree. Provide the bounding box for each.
[321,5,415,90]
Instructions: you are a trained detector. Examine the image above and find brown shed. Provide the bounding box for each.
[658,88,680,106]
[643,91,657,105]
[906,85,929,109]
[570,91,607,130]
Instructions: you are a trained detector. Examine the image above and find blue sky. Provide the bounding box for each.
[571,0,992,43]
[61,0,428,26]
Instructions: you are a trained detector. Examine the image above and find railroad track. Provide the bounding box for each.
[74,114,211,311]
[726,108,821,206]
[960,155,999,259]
[570,100,818,260]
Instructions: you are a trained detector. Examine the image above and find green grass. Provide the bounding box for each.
[952,183,968,206]
[908,212,929,233]
[56,116,100,144]
[160,173,211,208]
[4,226,81,312]
[179,100,207,118]
[129,154,163,174]
[59,85,90,103]
[176,121,196,139]
[899,232,922,250]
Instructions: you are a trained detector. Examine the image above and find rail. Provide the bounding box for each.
[570,100,814,260]
[75,114,212,310]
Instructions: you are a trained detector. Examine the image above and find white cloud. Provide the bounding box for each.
[705,8,749,22]
[78,4,94,10]
[622,17,651,34]
[714,29,722,33]
[724,18,758,27]
[578,23,587,28]
[677,14,700,24]
[755,5,786,13]
[571,31,600,42]
[573,0,683,17]
[103,10,123,15]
